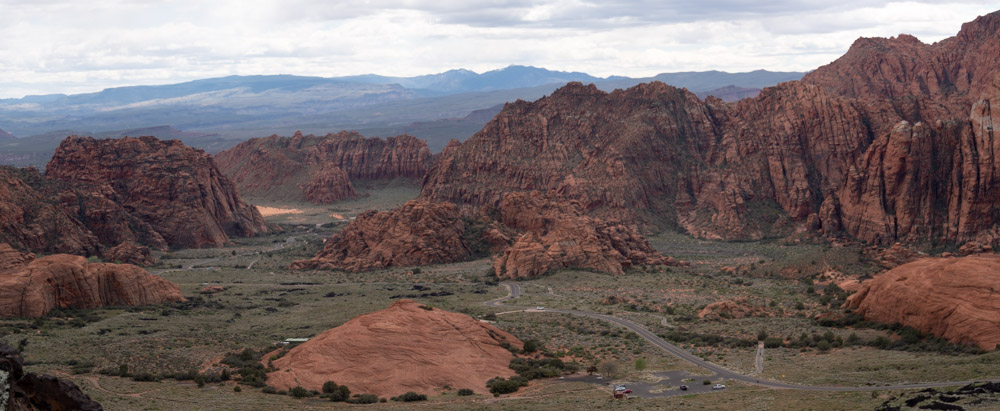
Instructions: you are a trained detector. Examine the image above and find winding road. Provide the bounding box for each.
[488,282,999,392]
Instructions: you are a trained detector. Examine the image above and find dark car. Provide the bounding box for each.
[680,385,688,391]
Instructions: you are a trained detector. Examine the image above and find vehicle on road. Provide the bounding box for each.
[713,384,726,390]
[679,385,688,391]
[536,306,545,310]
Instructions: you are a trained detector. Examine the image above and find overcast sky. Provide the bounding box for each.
[0,1,995,98]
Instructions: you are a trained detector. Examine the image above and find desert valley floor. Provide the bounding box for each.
[3,184,999,410]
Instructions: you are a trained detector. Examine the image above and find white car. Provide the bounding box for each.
[712,384,726,390]
[535,306,545,310]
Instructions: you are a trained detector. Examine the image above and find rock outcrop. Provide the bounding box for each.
[492,191,675,279]
[1,343,103,411]
[0,243,32,271]
[0,254,184,318]
[46,136,268,249]
[266,300,522,396]
[291,201,469,271]
[846,255,1000,350]
[420,12,1000,247]
[697,298,767,320]
[105,241,156,266]
[215,131,432,203]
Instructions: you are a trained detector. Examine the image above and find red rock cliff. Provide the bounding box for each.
[215,131,432,203]
[45,136,268,249]
[421,12,1000,247]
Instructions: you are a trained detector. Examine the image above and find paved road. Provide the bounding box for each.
[487,282,999,392]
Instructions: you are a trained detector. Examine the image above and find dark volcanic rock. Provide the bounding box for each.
[291,201,470,271]
[45,136,268,249]
[215,131,432,203]
[1,343,103,410]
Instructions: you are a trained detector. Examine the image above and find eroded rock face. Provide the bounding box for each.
[266,300,521,396]
[291,201,470,271]
[492,191,675,279]
[697,298,767,320]
[420,12,1000,247]
[846,255,1000,350]
[215,131,432,203]
[1,343,103,411]
[105,241,155,266]
[0,243,32,271]
[46,136,268,249]
[0,254,184,318]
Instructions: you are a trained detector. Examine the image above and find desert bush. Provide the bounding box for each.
[486,376,528,396]
[347,394,378,404]
[289,386,310,398]
[457,388,475,396]
[391,391,427,402]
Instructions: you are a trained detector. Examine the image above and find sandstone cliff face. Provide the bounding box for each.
[0,243,32,271]
[291,201,469,271]
[421,12,1000,247]
[492,191,674,279]
[0,254,184,318]
[46,136,268,249]
[847,255,1000,350]
[215,131,432,203]
[266,300,521,396]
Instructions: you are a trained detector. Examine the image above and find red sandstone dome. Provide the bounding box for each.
[266,300,522,396]
[847,254,1000,350]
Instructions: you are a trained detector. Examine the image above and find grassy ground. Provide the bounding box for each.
[3,193,998,410]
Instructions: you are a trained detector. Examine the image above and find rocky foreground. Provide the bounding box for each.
[266,300,521,396]
[0,243,184,318]
[216,131,432,203]
[847,254,1000,350]
[421,12,1000,249]
[1,343,103,410]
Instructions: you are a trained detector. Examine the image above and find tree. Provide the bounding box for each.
[522,339,540,353]
[597,361,620,378]
[634,358,647,371]
[586,365,598,375]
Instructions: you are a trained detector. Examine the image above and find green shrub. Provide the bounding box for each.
[487,376,528,396]
[348,394,378,404]
[522,339,540,353]
[457,388,475,396]
[703,379,711,385]
[391,391,427,402]
[328,384,351,402]
[289,386,310,398]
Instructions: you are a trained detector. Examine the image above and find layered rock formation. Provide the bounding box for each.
[420,11,1000,248]
[291,201,469,271]
[1,343,103,411]
[0,254,184,318]
[493,191,675,279]
[215,131,432,203]
[847,255,1000,350]
[46,136,268,249]
[266,300,522,396]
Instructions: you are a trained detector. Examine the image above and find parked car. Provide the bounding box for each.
[535,306,545,310]
[713,384,726,390]
[679,385,688,391]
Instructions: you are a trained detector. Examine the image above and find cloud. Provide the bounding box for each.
[0,0,996,98]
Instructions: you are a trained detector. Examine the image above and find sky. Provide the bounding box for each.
[0,1,996,99]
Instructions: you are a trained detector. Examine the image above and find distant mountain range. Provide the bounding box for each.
[0,66,804,166]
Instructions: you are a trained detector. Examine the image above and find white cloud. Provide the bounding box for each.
[0,0,996,98]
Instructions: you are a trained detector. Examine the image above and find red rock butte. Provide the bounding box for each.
[266,300,522,396]
[0,247,184,318]
[847,254,1000,350]
[45,135,268,249]
[291,200,470,271]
